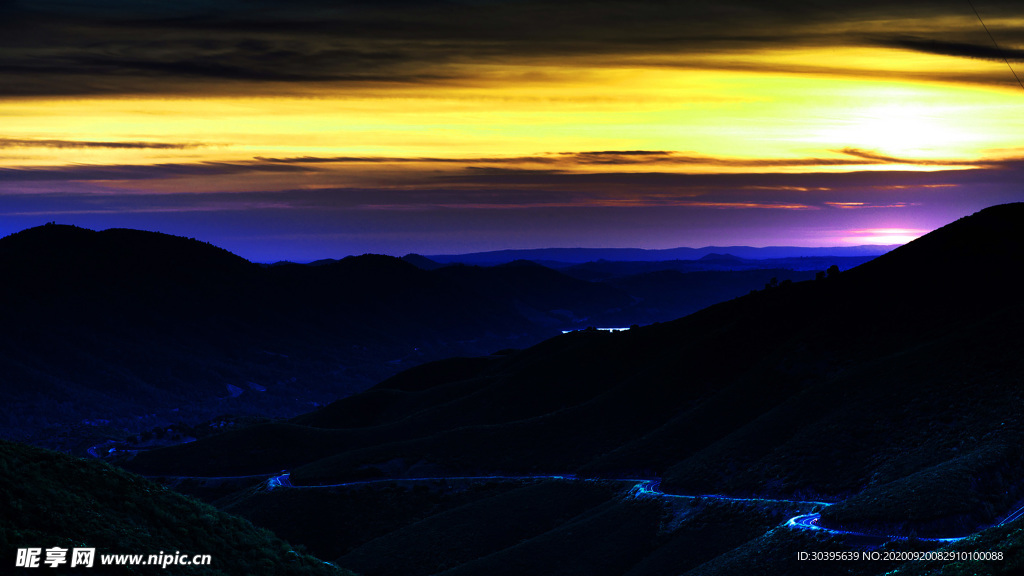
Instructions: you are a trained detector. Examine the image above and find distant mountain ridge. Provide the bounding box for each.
[426,244,898,266]
[698,252,746,262]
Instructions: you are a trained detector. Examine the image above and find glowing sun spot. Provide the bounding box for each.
[842,228,928,244]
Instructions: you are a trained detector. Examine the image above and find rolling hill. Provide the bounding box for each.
[0,224,634,447]
[1,223,873,451]
[0,439,348,575]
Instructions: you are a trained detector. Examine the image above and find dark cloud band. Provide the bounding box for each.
[0,138,205,150]
[883,36,1024,62]
[2,1,1021,96]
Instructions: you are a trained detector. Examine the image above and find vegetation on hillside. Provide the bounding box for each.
[0,440,348,575]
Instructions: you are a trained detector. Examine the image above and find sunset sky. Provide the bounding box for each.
[1,0,1022,261]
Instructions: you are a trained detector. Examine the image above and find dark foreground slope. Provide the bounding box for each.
[0,224,633,445]
[130,204,1024,535]
[0,440,348,575]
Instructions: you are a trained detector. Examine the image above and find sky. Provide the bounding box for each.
[0,0,1022,262]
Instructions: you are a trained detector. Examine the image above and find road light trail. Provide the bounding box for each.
[165,471,1013,543]
[785,513,965,543]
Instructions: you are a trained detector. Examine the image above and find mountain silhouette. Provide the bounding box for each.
[0,224,635,445]
[426,244,897,266]
[400,253,444,270]
[697,252,745,262]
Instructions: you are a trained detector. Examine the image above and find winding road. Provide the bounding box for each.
[146,470,1024,545]
[785,500,1024,543]
[257,472,1024,544]
[263,473,871,538]
[784,513,964,544]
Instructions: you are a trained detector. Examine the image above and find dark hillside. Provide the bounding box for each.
[0,224,634,447]
[598,268,818,324]
[561,255,874,281]
[0,440,348,575]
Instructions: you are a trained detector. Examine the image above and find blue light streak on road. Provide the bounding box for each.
[1000,504,1024,526]
[784,513,965,543]
[171,472,1003,543]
